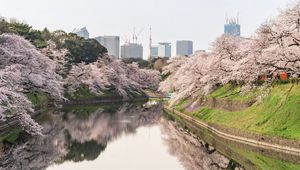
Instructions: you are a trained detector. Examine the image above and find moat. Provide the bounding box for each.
[0,101,299,170]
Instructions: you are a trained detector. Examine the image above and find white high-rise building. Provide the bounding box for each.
[158,42,171,58]
[176,40,193,56]
[72,27,89,39]
[95,36,120,58]
[121,43,143,59]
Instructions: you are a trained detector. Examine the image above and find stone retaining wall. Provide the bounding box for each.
[199,98,255,112]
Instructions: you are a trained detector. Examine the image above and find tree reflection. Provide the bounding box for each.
[0,101,163,170]
[160,118,237,170]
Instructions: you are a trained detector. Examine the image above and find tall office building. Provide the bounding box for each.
[150,46,159,58]
[95,36,120,58]
[121,43,143,59]
[158,42,171,58]
[176,40,193,56]
[224,18,241,36]
[72,27,89,39]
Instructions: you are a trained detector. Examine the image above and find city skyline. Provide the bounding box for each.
[0,0,292,58]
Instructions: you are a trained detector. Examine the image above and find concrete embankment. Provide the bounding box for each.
[164,105,300,156]
[60,96,149,105]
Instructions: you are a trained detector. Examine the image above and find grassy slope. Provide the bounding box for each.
[241,151,300,170]
[177,83,300,140]
[207,84,262,102]
[164,110,300,170]
[26,91,50,108]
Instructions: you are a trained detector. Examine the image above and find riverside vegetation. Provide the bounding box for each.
[160,2,300,141]
[0,18,160,140]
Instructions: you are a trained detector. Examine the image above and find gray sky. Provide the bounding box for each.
[0,0,293,58]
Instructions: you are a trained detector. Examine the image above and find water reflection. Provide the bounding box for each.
[159,118,236,170]
[0,102,164,170]
[1,101,300,170]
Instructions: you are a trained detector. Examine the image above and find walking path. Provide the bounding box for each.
[164,105,300,156]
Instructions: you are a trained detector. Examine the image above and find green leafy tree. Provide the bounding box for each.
[8,22,31,36]
[64,140,107,162]
[0,19,10,34]
[63,34,107,64]
[122,58,150,68]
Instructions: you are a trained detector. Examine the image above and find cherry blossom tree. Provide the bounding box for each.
[254,2,300,78]
[66,56,161,98]
[0,34,64,135]
[160,2,300,105]
[41,40,69,76]
[0,34,64,99]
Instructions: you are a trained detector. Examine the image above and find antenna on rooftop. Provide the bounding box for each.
[133,27,136,43]
[226,12,228,24]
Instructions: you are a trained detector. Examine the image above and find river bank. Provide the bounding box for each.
[164,108,300,170]
[164,105,300,154]
[171,83,300,140]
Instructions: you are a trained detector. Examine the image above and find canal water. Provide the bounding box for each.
[0,101,300,170]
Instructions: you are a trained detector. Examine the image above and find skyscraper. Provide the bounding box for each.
[95,36,120,58]
[121,43,143,59]
[158,42,171,58]
[72,27,89,39]
[176,40,193,56]
[224,18,241,36]
[150,46,159,58]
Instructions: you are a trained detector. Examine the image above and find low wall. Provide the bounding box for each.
[198,97,255,112]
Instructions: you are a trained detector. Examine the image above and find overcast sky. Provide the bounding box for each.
[0,0,294,58]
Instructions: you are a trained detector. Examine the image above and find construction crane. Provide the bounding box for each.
[132,27,144,44]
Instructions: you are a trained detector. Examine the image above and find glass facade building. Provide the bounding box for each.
[176,40,193,56]
[224,21,241,36]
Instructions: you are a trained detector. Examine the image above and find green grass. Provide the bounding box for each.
[0,127,22,143]
[26,91,49,107]
[180,83,300,140]
[65,86,98,100]
[207,84,262,102]
[230,146,300,170]
[165,108,300,170]
[220,139,300,170]
[175,98,190,112]
[243,151,300,170]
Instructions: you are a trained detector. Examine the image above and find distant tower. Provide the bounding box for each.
[149,27,152,57]
[149,27,159,59]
